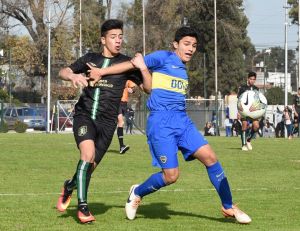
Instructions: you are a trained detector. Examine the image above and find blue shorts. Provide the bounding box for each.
[146,111,208,169]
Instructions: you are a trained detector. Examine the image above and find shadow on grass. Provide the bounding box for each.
[55,202,236,224]
[137,202,235,223]
[56,202,113,224]
[108,149,122,154]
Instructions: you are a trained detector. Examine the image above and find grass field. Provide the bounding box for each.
[0,133,299,231]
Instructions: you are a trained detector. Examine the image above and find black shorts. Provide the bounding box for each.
[73,114,117,164]
[118,101,127,116]
[241,117,258,122]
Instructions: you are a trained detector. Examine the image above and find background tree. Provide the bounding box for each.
[0,0,74,71]
[0,0,113,102]
[122,0,254,98]
[0,0,75,102]
[288,0,298,23]
[253,47,296,73]
[72,0,108,55]
[265,86,294,105]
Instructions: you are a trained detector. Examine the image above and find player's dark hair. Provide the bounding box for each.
[248,71,257,79]
[174,27,199,43]
[101,19,123,37]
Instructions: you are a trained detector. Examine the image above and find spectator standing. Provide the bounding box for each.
[231,114,242,137]
[283,106,294,139]
[224,115,232,137]
[263,119,275,138]
[125,107,135,134]
[292,87,300,137]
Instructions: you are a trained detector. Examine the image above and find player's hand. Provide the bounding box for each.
[127,87,134,94]
[70,73,89,88]
[131,53,147,71]
[86,63,102,85]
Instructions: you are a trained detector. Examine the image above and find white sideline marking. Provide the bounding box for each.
[0,187,299,197]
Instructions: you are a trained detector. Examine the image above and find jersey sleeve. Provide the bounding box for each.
[144,50,170,71]
[69,54,90,74]
[126,69,143,86]
[237,86,244,98]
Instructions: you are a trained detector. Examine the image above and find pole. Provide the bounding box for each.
[284,0,288,138]
[263,54,266,94]
[79,0,82,57]
[214,0,219,135]
[203,53,207,99]
[284,1,288,107]
[142,0,146,56]
[9,48,11,106]
[298,0,300,89]
[47,8,51,133]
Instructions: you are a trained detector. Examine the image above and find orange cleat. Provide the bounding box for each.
[56,180,73,212]
[77,204,95,224]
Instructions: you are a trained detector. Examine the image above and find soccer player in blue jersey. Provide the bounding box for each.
[88,27,251,224]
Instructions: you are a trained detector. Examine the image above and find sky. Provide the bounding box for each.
[244,0,298,50]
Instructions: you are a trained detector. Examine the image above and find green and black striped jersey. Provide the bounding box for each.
[69,52,142,122]
[237,84,259,98]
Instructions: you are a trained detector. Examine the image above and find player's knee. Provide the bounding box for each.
[163,171,179,184]
[252,124,259,131]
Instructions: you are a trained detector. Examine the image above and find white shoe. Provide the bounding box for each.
[222,205,252,224]
[246,141,252,150]
[241,145,248,151]
[125,184,141,220]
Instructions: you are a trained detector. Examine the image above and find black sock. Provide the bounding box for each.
[86,163,93,194]
[117,127,124,147]
[66,160,82,191]
[247,129,256,142]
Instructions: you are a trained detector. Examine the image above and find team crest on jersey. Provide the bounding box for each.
[159,155,167,164]
[78,126,87,136]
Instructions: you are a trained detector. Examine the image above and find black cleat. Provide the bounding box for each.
[120,145,130,154]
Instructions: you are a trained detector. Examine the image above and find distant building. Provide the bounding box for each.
[253,62,292,93]
[267,72,292,92]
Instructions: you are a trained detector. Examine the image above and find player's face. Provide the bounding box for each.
[101,29,123,57]
[173,36,197,63]
[247,77,256,86]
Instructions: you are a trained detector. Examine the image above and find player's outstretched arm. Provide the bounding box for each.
[87,61,135,84]
[131,53,152,94]
[59,67,89,88]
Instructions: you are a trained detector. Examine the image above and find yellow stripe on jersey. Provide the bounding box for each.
[152,72,188,95]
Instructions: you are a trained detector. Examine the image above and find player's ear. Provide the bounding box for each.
[100,36,106,45]
[173,41,179,49]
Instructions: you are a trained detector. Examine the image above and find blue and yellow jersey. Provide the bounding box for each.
[144,50,188,111]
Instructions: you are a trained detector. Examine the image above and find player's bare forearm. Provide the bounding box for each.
[131,53,152,94]
[140,68,152,94]
[87,61,135,82]
[59,67,89,88]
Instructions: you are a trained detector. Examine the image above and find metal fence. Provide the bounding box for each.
[129,96,226,133]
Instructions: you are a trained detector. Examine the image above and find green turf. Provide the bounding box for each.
[0,133,299,230]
